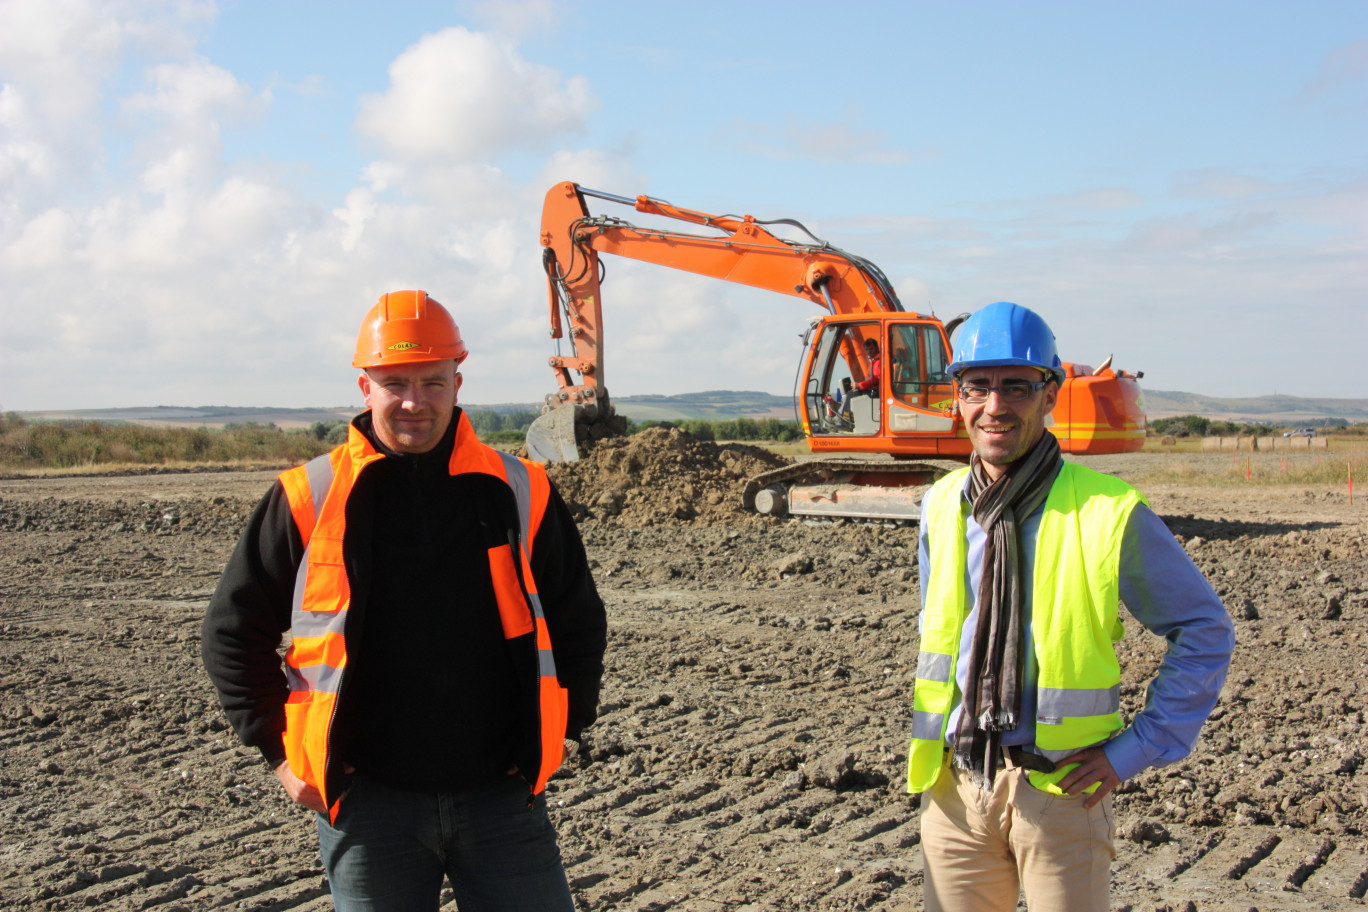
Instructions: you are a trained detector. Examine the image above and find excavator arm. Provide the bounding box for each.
[530,181,915,460]
[528,180,1147,486]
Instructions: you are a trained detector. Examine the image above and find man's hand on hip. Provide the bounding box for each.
[1054,747,1121,809]
[273,760,328,813]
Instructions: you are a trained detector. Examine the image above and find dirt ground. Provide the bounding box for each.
[1,430,1366,911]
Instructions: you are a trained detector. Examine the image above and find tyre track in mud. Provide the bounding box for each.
[561,516,1368,911]
[1114,828,1368,910]
[552,579,925,911]
[0,478,329,911]
[3,451,1367,910]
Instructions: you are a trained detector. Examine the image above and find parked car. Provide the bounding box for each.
[1283,427,1316,438]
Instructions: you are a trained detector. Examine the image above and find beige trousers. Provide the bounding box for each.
[919,758,1115,912]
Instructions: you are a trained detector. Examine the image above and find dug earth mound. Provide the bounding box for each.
[543,425,789,525]
[1,433,1366,910]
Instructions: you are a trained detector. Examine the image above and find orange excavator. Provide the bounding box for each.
[528,181,1147,520]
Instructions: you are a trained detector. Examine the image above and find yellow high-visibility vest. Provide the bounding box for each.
[906,462,1145,795]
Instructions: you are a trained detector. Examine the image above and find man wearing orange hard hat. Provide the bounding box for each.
[203,290,606,911]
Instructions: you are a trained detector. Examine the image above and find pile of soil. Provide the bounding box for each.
[544,425,789,525]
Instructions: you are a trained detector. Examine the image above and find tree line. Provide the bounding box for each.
[626,417,802,442]
[0,410,805,471]
[1148,415,1278,438]
[465,411,803,443]
[0,413,330,470]
[7,409,1357,471]
[1147,415,1359,438]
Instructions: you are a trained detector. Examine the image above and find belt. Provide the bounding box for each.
[1004,745,1056,774]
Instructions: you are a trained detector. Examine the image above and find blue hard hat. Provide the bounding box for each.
[946,301,1065,384]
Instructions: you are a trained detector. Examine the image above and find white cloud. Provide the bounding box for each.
[533,148,644,197]
[726,106,931,165]
[288,73,327,98]
[1173,171,1276,200]
[2,7,1362,411]
[460,0,568,40]
[354,27,597,163]
[1126,210,1279,252]
[334,187,379,252]
[565,261,813,398]
[1050,188,1143,211]
[0,83,56,190]
[895,276,934,312]
[0,206,78,269]
[0,10,616,409]
[0,0,213,201]
[1298,40,1368,103]
[0,0,129,121]
[123,59,264,130]
[806,165,1367,401]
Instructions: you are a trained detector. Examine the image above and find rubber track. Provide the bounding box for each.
[742,459,964,511]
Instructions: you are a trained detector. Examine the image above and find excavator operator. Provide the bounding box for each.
[854,337,882,395]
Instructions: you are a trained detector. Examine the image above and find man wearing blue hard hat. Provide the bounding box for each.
[905,302,1234,911]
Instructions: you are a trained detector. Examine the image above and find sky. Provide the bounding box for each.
[1,0,1365,411]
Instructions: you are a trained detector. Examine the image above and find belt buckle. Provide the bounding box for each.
[1004,745,1056,774]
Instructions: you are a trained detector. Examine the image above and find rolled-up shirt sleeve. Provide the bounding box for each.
[1103,504,1236,781]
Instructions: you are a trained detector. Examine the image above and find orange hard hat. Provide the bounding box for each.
[352,290,468,368]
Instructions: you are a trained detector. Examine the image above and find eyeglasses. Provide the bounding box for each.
[956,379,1051,403]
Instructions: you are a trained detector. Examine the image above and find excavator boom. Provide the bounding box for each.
[528,181,1147,516]
[549,184,902,313]
[531,182,913,460]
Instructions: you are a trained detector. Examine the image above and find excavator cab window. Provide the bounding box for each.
[806,322,880,436]
[889,323,953,410]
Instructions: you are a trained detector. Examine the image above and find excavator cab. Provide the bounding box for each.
[802,313,963,455]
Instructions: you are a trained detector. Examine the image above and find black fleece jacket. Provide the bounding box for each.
[200,409,606,792]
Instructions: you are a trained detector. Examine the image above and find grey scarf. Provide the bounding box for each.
[950,431,1063,786]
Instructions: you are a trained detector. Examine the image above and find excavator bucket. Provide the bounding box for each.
[525,403,582,463]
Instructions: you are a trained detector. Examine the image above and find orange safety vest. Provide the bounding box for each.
[275,412,569,821]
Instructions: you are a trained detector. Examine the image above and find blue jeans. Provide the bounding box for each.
[315,773,575,912]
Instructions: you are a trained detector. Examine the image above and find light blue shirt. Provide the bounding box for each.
[917,473,1236,781]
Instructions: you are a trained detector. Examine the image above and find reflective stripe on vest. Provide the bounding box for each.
[492,451,569,796]
[278,431,383,818]
[497,451,559,681]
[906,466,971,795]
[278,414,568,819]
[905,462,1144,795]
[284,452,347,692]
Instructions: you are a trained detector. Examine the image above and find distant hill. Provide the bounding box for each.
[430,391,796,421]
[15,405,359,429]
[1141,390,1368,423]
[15,389,1368,427]
[613,390,796,421]
[468,389,1368,424]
